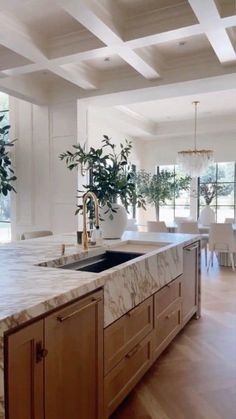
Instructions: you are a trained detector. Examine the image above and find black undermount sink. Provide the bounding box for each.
[60,250,143,273]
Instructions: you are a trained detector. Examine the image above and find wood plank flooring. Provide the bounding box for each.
[111,258,236,419]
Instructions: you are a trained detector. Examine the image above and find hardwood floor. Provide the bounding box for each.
[111,258,236,419]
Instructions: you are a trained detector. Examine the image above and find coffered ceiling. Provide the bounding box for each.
[0,0,235,105]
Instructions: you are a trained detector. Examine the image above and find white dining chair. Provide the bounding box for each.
[208,223,236,271]
[224,218,235,224]
[21,230,53,240]
[174,217,193,226]
[147,221,168,233]
[178,221,208,265]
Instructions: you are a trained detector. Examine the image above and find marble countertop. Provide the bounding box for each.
[0,230,200,418]
[0,231,199,328]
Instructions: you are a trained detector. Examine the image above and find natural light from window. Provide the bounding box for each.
[0,92,11,243]
[158,162,235,223]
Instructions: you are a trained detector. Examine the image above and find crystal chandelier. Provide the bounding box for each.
[177,101,214,177]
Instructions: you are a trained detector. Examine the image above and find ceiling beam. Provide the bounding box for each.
[81,73,236,107]
[188,0,236,64]
[1,9,234,79]
[0,12,99,89]
[0,12,47,62]
[48,62,98,90]
[56,0,161,79]
[0,74,49,104]
[125,24,203,49]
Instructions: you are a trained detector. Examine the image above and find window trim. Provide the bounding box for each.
[157,165,191,220]
[197,162,236,222]
[0,107,10,225]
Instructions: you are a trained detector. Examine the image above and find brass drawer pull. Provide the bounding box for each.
[126,303,145,317]
[126,344,141,359]
[57,297,102,322]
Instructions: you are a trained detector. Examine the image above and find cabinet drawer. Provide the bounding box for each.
[104,333,152,417]
[104,296,153,374]
[155,276,182,316]
[153,299,182,360]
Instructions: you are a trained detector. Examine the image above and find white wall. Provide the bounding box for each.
[49,102,78,234]
[10,98,78,239]
[140,132,236,169]
[87,107,144,167]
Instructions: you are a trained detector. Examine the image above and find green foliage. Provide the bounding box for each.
[60,135,146,219]
[136,169,191,219]
[0,115,17,197]
[200,165,234,205]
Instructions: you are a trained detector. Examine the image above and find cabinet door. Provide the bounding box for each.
[104,296,153,374]
[182,242,199,325]
[44,290,103,419]
[104,333,153,418]
[6,320,44,419]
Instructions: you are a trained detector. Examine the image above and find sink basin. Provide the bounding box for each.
[59,250,143,273]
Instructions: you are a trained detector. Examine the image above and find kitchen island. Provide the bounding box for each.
[0,231,201,419]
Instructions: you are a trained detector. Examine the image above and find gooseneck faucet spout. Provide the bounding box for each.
[82,191,99,251]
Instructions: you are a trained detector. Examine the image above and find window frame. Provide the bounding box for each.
[0,107,10,225]
[156,165,191,221]
[197,162,236,222]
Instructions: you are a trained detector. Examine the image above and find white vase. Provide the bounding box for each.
[199,205,216,226]
[100,204,128,239]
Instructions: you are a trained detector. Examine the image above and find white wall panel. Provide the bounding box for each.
[51,102,77,137]
[10,99,78,239]
[52,204,77,234]
[50,102,78,234]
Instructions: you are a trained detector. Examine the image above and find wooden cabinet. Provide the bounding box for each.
[154,275,182,315]
[45,290,104,419]
[5,289,103,419]
[153,299,182,360]
[182,242,200,325]
[104,296,153,374]
[104,297,153,417]
[153,276,182,361]
[6,321,44,419]
[104,333,153,418]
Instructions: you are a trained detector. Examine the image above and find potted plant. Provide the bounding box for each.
[199,166,234,225]
[60,135,145,238]
[0,116,17,197]
[136,169,190,220]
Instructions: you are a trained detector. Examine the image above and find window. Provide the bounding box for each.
[117,163,136,219]
[0,92,11,242]
[198,162,236,222]
[158,165,190,222]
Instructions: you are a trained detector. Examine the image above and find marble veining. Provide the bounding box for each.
[0,231,199,418]
[103,244,183,326]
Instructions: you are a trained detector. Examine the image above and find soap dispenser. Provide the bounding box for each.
[91,226,103,246]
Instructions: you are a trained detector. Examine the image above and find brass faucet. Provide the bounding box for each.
[82,191,99,250]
